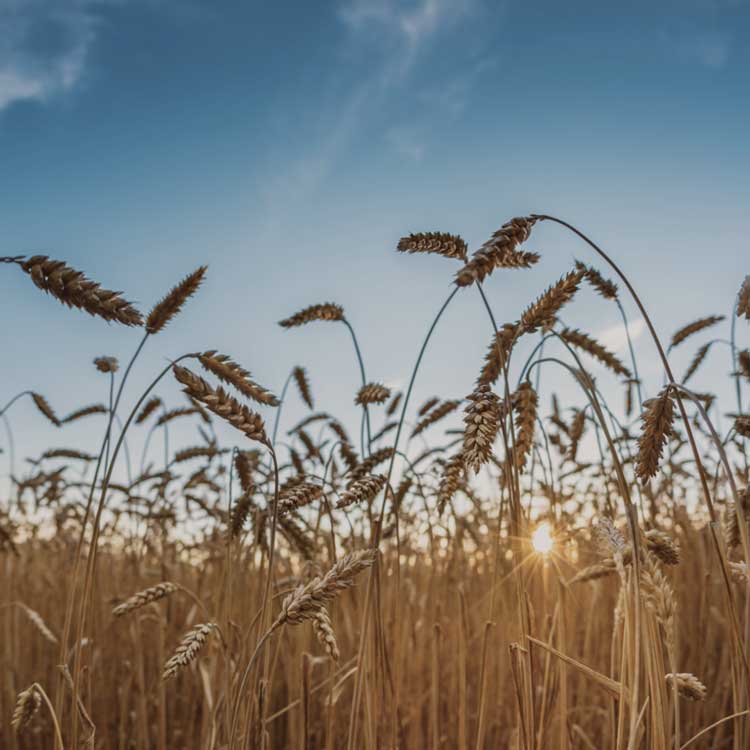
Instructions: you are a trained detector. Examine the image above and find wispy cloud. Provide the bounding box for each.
[257,1,486,226]
[0,1,101,112]
[338,0,480,81]
[339,0,477,51]
[691,31,731,69]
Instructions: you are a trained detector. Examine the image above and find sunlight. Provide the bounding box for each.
[531,522,554,555]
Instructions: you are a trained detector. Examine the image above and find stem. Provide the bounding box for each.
[61,331,149,741]
[343,319,372,456]
[271,371,294,447]
[616,298,644,410]
[69,349,194,746]
[229,447,280,748]
[347,286,459,750]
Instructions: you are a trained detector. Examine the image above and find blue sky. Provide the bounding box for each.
[1,0,748,473]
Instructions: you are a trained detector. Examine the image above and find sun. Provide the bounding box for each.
[531,522,554,555]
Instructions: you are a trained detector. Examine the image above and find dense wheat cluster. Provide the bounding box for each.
[2,215,750,749]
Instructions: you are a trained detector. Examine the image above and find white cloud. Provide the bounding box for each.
[598,318,646,354]
[0,1,101,112]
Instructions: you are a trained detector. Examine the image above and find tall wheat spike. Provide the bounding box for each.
[462,385,500,473]
[11,685,41,731]
[670,315,724,349]
[112,582,179,617]
[513,382,538,470]
[162,623,217,681]
[397,232,468,261]
[279,303,344,328]
[173,365,268,445]
[455,217,539,287]
[272,550,377,629]
[559,327,631,378]
[293,366,314,409]
[146,266,207,334]
[199,350,279,406]
[736,275,750,319]
[636,387,675,484]
[31,393,60,427]
[6,255,143,325]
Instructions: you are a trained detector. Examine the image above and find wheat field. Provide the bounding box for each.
[2,215,750,749]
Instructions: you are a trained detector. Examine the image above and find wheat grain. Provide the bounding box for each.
[455,217,539,287]
[113,582,179,617]
[670,315,724,349]
[31,393,60,427]
[199,350,279,406]
[146,266,207,334]
[355,383,391,406]
[462,385,500,473]
[512,382,538,470]
[665,673,707,701]
[162,622,217,681]
[636,387,674,484]
[736,276,750,319]
[397,232,468,261]
[94,356,119,373]
[11,685,41,731]
[311,606,340,661]
[293,366,314,409]
[272,550,377,629]
[336,474,386,510]
[279,303,344,328]
[14,255,143,325]
[559,327,631,378]
[173,365,268,445]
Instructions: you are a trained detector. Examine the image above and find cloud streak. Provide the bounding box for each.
[0,1,101,112]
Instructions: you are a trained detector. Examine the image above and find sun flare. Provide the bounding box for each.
[531,522,554,555]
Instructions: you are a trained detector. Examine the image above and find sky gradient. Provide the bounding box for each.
[1,0,748,469]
